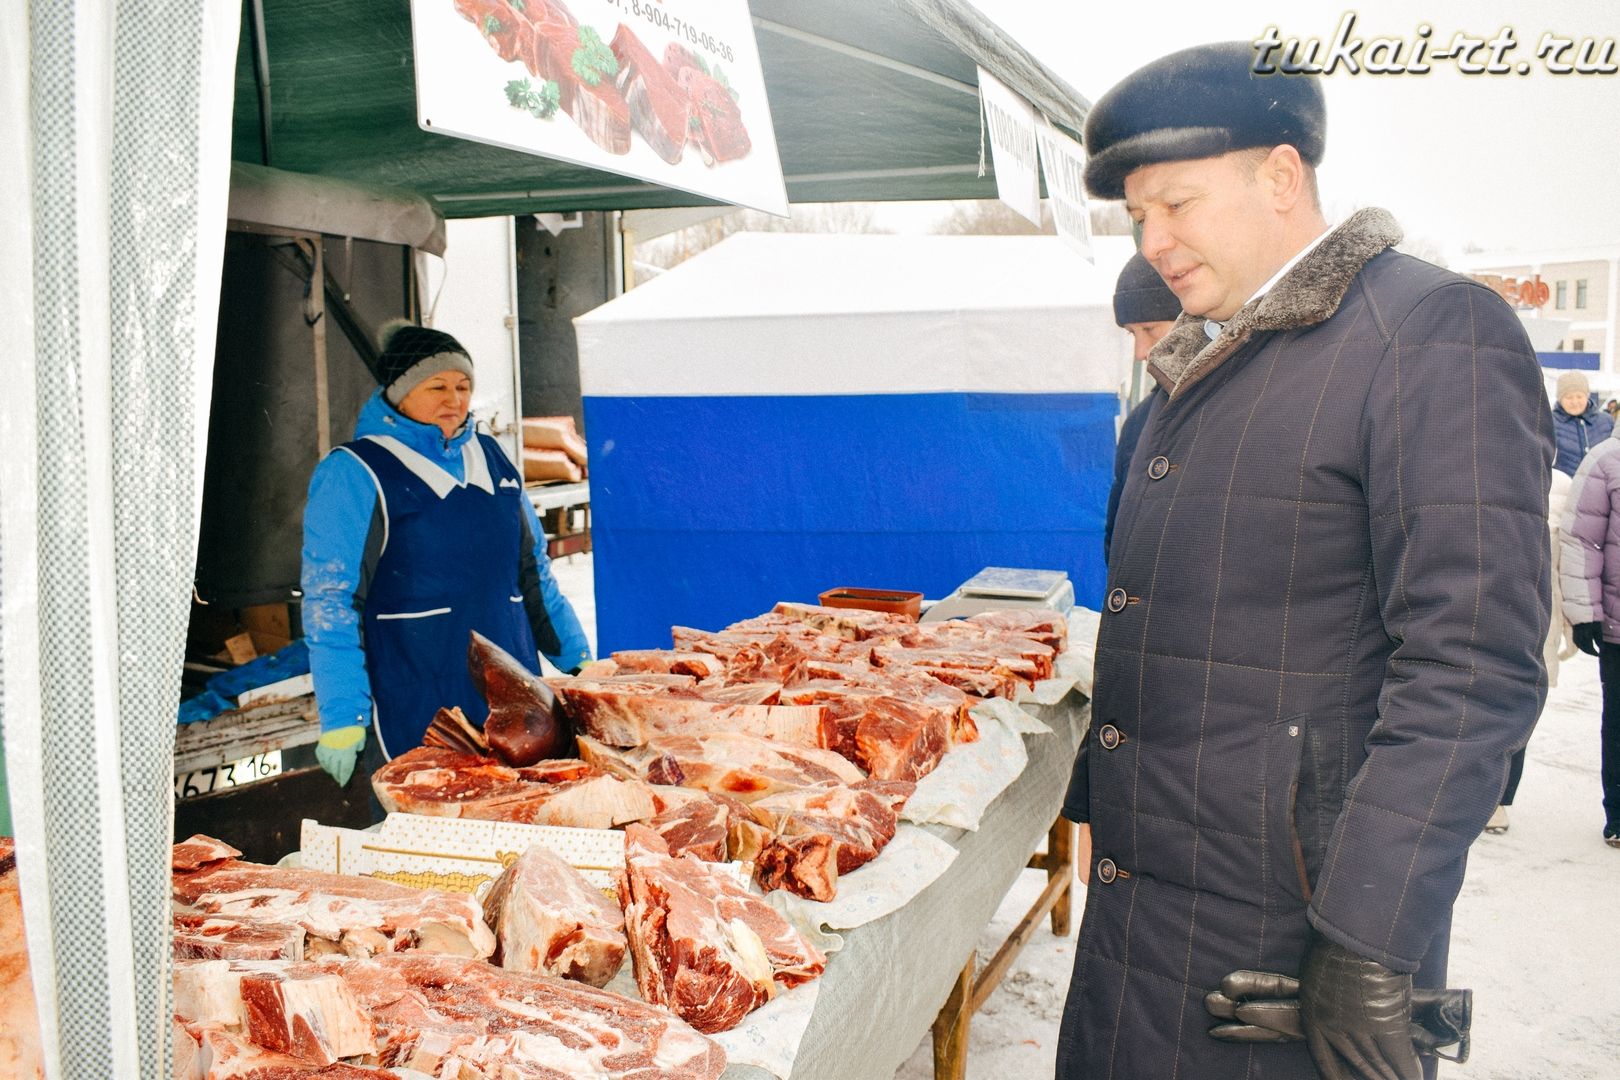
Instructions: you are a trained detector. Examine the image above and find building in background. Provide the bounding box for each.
[1456,244,1619,377]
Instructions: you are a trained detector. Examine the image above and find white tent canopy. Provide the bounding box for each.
[577,232,1138,398]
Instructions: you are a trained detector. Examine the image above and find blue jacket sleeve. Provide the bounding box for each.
[518,494,593,673]
[301,450,380,734]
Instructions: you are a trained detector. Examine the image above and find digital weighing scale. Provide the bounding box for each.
[920,567,1074,622]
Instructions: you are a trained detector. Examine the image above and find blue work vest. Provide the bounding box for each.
[344,434,540,756]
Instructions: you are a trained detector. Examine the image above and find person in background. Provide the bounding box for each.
[1552,370,1611,476]
[301,321,591,793]
[1557,434,1620,848]
[1102,253,1181,564]
[1605,398,1619,421]
[1059,41,1551,1080]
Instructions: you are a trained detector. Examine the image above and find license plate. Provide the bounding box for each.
[174,750,283,800]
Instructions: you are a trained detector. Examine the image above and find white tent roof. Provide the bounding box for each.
[576,232,1134,397]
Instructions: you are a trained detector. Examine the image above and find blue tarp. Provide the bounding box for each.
[177,639,310,724]
[586,392,1115,652]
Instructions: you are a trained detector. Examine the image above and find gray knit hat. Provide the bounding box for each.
[1113,253,1181,327]
[376,319,475,406]
[1083,41,1326,200]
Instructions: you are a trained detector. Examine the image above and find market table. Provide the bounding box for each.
[723,688,1090,1080]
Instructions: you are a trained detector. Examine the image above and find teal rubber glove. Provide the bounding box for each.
[315,725,366,787]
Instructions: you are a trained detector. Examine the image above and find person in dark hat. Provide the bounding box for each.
[1102,253,1181,562]
[300,320,591,795]
[1058,41,1551,1080]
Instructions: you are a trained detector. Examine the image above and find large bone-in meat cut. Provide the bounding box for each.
[468,630,569,765]
[372,745,656,828]
[482,842,626,987]
[174,952,726,1079]
[171,835,495,961]
[620,825,824,1033]
[578,731,865,800]
[554,678,827,748]
[748,780,913,901]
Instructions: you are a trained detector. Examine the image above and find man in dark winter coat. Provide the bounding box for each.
[1552,368,1613,476]
[1058,42,1553,1080]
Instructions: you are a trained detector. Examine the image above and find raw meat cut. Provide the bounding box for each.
[0,838,44,1080]
[611,24,688,164]
[452,0,530,68]
[481,843,625,987]
[468,631,568,765]
[555,681,825,748]
[692,679,782,705]
[620,825,824,1033]
[750,781,912,901]
[662,45,751,165]
[530,8,585,113]
[172,835,495,961]
[175,953,726,1079]
[420,705,488,757]
[779,683,951,780]
[899,623,1057,679]
[766,601,915,640]
[175,833,247,871]
[372,746,656,829]
[607,649,723,678]
[578,731,865,800]
[569,51,633,154]
[644,790,772,864]
[965,609,1070,651]
[174,914,306,961]
[174,1022,409,1079]
[872,645,1042,688]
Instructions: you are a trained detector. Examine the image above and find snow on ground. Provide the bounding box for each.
[547,552,1620,1079]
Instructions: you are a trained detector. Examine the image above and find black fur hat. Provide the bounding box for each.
[1113,253,1181,326]
[1083,41,1326,200]
[375,319,475,406]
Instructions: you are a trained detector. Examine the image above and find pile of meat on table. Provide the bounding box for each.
[374,602,1067,902]
[171,828,826,1077]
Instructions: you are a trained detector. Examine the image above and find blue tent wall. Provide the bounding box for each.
[586,391,1115,652]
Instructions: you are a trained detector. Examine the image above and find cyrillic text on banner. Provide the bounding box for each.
[976,67,1041,226]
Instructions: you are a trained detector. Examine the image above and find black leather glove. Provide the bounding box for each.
[1575,621,1604,656]
[1298,939,1423,1080]
[1206,970,1471,1063]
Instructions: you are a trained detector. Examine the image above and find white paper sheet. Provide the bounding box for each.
[900,704,1047,831]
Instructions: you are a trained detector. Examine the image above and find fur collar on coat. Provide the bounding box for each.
[1147,207,1405,397]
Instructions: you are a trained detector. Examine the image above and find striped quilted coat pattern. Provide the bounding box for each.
[1057,209,1553,1079]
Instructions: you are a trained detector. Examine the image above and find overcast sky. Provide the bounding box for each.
[960,0,1620,259]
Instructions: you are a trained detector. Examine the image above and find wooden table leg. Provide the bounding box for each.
[1049,817,1076,937]
[932,951,974,1080]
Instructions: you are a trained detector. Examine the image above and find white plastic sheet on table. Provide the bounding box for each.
[0,2,239,1077]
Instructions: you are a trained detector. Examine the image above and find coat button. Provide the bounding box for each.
[1096,858,1117,884]
[1098,724,1121,750]
[1147,455,1170,480]
[1106,588,1128,613]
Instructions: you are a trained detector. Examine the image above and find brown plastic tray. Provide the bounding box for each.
[817,587,924,619]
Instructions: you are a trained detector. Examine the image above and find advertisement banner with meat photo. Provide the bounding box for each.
[411,0,788,214]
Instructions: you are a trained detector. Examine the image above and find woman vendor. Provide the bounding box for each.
[301,320,591,788]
